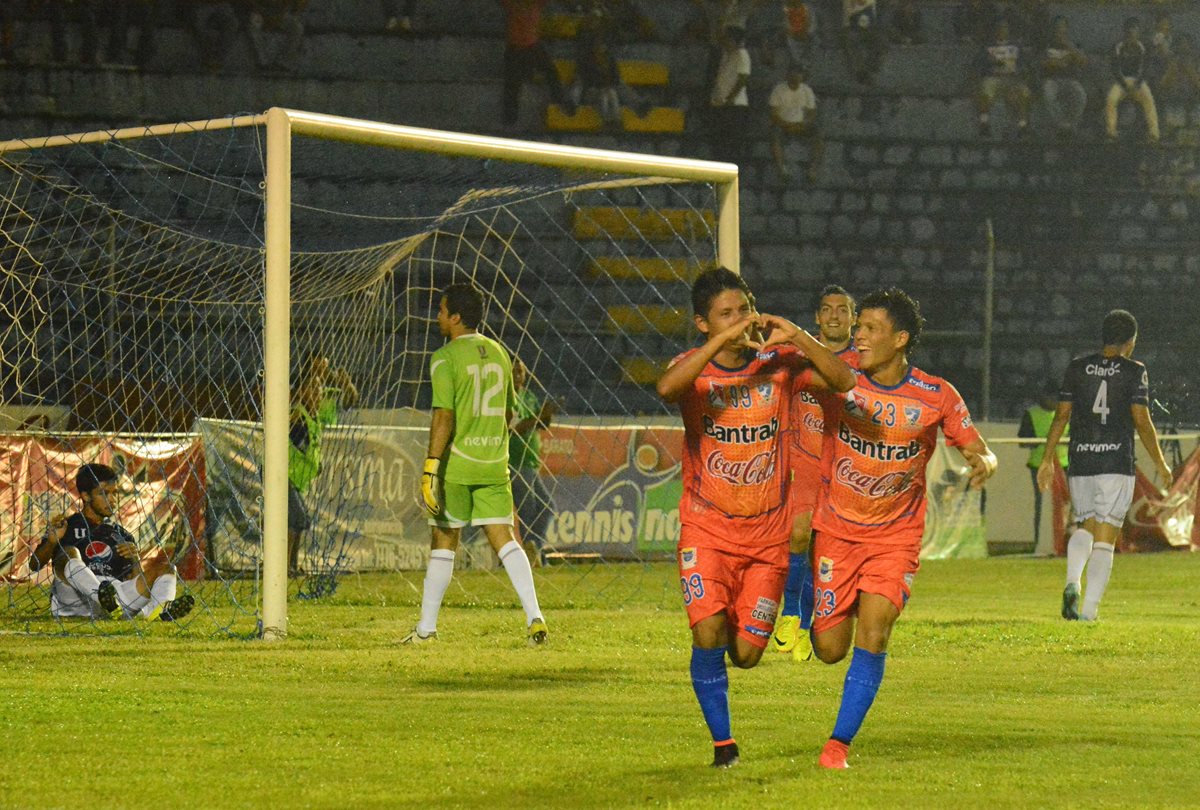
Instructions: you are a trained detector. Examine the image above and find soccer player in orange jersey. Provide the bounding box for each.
[657,268,856,768]
[772,284,859,662]
[810,288,997,769]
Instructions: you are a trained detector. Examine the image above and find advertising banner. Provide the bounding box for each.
[0,434,207,580]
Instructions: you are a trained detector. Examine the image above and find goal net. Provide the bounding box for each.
[0,109,737,638]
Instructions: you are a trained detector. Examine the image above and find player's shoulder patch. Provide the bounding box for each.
[668,348,698,369]
[904,368,942,394]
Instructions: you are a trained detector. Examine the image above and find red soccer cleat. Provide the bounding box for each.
[818,739,850,769]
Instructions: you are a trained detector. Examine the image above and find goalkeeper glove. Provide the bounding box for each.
[421,457,441,516]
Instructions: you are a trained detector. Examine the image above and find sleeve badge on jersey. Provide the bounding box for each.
[961,416,972,430]
[680,547,697,570]
[844,391,868,417]
[818,556,835,583]
[904,406,922,426]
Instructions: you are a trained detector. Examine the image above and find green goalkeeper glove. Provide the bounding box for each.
[421,457,441,516]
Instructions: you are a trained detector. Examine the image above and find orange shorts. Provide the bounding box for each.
[789,454,823,518]
[810,531,921,634]
[678,539,789,649]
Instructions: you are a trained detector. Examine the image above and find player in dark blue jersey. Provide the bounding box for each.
[1037,310,1172,621]
[28,463,194,622]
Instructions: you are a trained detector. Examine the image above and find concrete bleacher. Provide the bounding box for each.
[3,1,1200,419]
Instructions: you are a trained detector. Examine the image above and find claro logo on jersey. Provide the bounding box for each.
[834,457,917,497]
[705,449,777,486]
[702,415,779,444]
[838,424,922,461]
[1085,363,1120,377]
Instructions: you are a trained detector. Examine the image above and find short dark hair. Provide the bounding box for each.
[813,284,856,314]
[860,287,925,353]
[691,267,753,318]
[442,283,484,329]
[76,463,117,496]
[1102,309,1138,346]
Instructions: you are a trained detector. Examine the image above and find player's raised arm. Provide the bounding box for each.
[1037,400,1072,492]
[957,436,999,490]
[757,313,856,392]
[655,316,756,403]
[1132,403,1173,488]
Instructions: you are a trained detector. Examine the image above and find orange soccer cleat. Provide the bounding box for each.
[818,739,850,769]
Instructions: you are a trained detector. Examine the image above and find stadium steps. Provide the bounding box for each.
[618,356,668,386]
[571,207,715,241]
[545,104,684,134]
[587,257,713,283]
[553,59,669,87]
[605,304,689,336]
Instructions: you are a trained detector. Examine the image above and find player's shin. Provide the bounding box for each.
[139,573,178,618]
[498,539,543,624]
[782,552,804,617]
[798,564,815,631]
[418,549,455,635]
[690,646,733,745]
[830,647,887,746]
[1065,528,1094,586]
[1080,542,1115,620]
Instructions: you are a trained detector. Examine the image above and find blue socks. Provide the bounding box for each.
[782,552,805,617]
[690,646,732,743]
[798,563,815,631]
[831,647,887,745]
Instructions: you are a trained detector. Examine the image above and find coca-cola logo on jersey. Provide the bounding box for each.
[802,412,824,432]
[705,449,776,486]
[834,457,914,497]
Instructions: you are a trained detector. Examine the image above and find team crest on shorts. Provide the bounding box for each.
[680,548,697,570]
[750,596,778,625]
[818,556,834,583]
[903,572,915,588]
[904,406,922,426]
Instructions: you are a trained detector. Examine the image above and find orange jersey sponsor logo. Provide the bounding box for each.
[814,366,980,546]
[675,345,813,550]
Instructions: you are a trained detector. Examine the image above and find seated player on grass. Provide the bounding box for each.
[28,463,194,622]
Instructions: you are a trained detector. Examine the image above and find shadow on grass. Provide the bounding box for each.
[411,665,615,692]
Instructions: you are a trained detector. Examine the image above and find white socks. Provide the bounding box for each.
[417,549,455,636]
[498,540,543,625]
[1065,528,1093,587]
[139,573,177,618]
[63,558,105,611]
[1081,543,1115,621]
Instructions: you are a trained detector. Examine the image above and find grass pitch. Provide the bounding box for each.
[2,553,1198,809]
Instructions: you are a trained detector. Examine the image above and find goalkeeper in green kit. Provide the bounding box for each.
[401,283,548,645]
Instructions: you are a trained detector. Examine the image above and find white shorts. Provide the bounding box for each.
[1069,474,1135,528]
[51,575,149,619]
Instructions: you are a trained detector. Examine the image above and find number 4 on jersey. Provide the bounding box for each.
[1092,380,1109,425]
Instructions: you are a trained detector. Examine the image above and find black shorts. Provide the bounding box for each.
[287,482,311,533]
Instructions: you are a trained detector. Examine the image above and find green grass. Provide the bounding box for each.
[2,554,1198,809]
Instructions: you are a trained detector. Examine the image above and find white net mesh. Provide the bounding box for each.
[0,116,728,635]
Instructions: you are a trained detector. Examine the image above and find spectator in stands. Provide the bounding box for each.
[709,24,752,164]
[499,0,576,127]
[186,1,240,73]
[383,0,419,35]
[763,0,815,69]
[45,0,100,65]
[568,27,646,125]
[1106,16,1159,144]
[888,0,924,46]
[841,0,883,85]
[769,63,823,181]
[1158,33,1200,104]
[954,0,998,45]
[1147,10,1172,88]
[107,0,160,68]
[287,353,359,577]
[1008,0,1051,54]
[1019,384,1068,551]
[510,357,557,567]
[27,463,194,622]
[246,0,306,72]
[1040,14,1088,137]
[975,19,1031,138]
[690,1,763,104]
